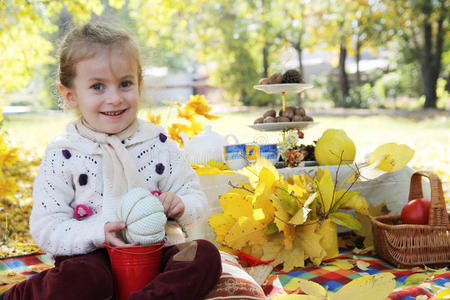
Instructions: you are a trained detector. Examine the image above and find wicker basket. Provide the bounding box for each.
[371,171,450,268]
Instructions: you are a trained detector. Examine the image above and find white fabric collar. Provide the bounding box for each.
[47,119,165,155]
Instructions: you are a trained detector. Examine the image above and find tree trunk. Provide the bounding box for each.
[420,5,444,109]
[297,45,304,76]
[355,37,362,105]
[356,39,361,87]
[338,43,349,105]
[293,42,303,106]
[262,43,269,78]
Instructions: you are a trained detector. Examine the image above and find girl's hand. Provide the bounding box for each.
[104,222,139,247]
[158,192,185,218]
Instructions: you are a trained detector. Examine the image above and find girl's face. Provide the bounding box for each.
[60,47,139,134]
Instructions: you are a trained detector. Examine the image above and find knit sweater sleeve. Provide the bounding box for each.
[29,149,106,257]
[158,140,207,228]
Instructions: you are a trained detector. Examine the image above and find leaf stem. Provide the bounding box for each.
[228,181,255,194]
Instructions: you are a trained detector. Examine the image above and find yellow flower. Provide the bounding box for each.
[0,107,3,123]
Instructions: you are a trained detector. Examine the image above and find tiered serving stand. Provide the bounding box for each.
[250,83,316,166]
[250,83,316,133]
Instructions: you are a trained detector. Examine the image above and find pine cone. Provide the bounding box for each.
[282,69,304,84]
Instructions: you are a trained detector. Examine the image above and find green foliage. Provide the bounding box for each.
[374,65,422,101]
[0,0,126,93]
[1,0,449,108]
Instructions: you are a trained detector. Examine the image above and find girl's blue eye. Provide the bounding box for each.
[120,81,132,88]
[91,83,103,91]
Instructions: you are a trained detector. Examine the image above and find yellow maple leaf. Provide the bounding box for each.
[277,244,305,272]
[292,173,314,189]
[238,157,280,188]
[218,245,237,255]
[327,259,354,270]
[185,95,219,120]
[436,288,450,298]
[289,192,315,225]
[288,174,311,200]
[314,168,335,214]
[206,160,229,169]
[272,193,292,233]
[219,193,253,219]
[368,143,415,172]
[356,260,370,271]
[403,273,430,286]
[167,123,190,145]
[355,201,389,250]
[316,219,339,260]
[297,278,328,298]
[329,211,362,232]
[208,213,235,244]
[340,194,370,216]
[252,182,275,223]
[275,179,302,216]
[275,273,395,300]
[332,273,395,300]
[177,106,195,121]
[145,111,162,125]
[296,223,327,265]
[368,201,389,217]
[244,243,264,259]
[261,233,284,262]
[289,206,310,225]
[224,216,267,250]
[273,296,322,300]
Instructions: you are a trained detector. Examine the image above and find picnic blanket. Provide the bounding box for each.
[0,251,449,299]
[263,250,450,299]
[0,253,52,294]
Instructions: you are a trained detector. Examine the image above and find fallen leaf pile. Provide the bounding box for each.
[273,273,396,300]
[0,130,41,257]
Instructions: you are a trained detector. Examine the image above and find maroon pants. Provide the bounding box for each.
[4,240,221,300]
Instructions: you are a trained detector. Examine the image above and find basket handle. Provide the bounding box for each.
[408,171,448,227]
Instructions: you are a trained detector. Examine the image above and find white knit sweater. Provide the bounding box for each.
[30,119,206,257]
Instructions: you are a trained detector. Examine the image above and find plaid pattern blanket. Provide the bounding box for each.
[0,253,52,294]
[263,250,450,299]
[0,251,449,299]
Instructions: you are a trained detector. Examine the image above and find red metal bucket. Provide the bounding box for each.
[103,240,165,300]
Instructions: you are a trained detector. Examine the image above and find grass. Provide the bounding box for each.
[3,107,449,197]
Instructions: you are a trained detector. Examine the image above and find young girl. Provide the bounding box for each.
[3,22,222,300]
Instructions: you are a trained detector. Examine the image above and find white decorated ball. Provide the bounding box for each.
[116,188,166,245]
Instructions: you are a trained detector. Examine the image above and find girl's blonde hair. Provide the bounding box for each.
[58,22,143,91]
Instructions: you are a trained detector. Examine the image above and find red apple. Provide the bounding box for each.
[400,198,431,225]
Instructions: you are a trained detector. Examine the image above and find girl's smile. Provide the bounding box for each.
[60,47,140,134]
[101,109,128,118]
